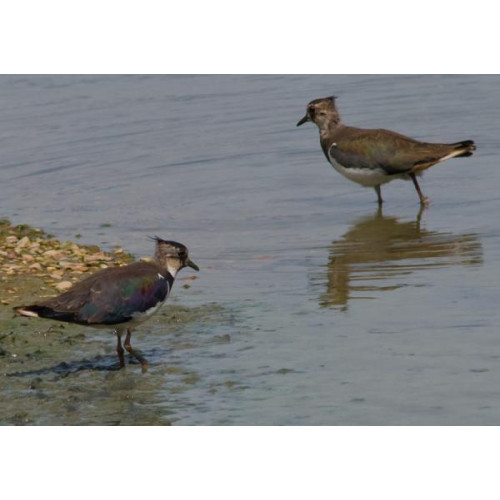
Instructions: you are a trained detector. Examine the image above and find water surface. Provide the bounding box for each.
[1,75,499,424]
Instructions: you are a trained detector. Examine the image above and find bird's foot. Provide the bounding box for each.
[419,196,430,208]
[124,344,148,371]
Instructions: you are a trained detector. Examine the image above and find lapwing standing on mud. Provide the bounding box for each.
[14,237,199,370]
[297,96,476,206]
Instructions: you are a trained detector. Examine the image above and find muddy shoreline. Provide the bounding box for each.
[0,219,227,425]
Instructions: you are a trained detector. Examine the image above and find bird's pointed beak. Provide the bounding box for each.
[296,114,310,127]
[187,259,199,271]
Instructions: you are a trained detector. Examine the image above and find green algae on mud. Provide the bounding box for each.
[0,302,232,425]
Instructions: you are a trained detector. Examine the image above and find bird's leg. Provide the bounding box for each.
[409,173,429,207]
[124,328,148,371]
[415,204,425,231]
[374,185,383,205]
[116,329,125,368]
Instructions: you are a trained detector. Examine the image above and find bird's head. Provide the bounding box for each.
[151,236,199,277]
[297,96,341,130]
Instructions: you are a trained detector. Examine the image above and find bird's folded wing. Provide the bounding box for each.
[79,274,170,324]
[329,129,446,175]
[39,270,170,325]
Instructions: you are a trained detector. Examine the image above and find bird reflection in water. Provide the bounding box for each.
[313,208,482,310]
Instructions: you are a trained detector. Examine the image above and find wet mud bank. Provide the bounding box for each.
[0,219,231,425]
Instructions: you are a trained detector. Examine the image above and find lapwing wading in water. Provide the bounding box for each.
[297,96,476,206]
[14,237,199,370]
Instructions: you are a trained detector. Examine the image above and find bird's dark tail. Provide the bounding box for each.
[14,304,74,322]
[451,140,476,158]
[14,305,42,318]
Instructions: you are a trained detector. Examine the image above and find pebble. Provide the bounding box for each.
[55,281,73,292]
[0,219,134,298]
[16,236,30,248]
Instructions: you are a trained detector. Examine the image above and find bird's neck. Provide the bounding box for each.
[319,121,342,156]
[152,256,179,280]
[166,264,179,278]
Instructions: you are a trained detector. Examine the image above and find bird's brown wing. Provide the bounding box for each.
[330,128,457,174]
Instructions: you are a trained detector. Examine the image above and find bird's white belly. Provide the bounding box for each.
[133,301,163,319]
[326,152,411,187]
[329,160,393,187]
[107,299,168,332]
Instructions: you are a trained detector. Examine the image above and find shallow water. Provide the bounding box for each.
[1,75,499,425]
